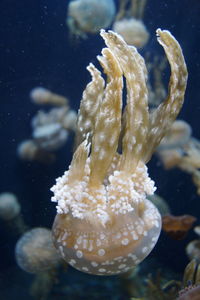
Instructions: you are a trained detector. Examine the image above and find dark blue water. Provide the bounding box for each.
[0,0,200,299]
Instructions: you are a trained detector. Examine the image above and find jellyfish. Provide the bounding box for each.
[17,89,77,163]
[194,226,200,237]
[158,120,192,150]
[15,228,61,273]
[0,192,27,234]
[51,29,187,275]
[112,0,149,47]
[186,225,200,262]
[30,87,68,106]
[17,139,56,164]
[147,56,168,108]
[162,214,197,240]
[156,120,200,195]
[33,123,68,152]
[113,17,149,48]
[0,192,20,221]
[186,240,200,262]
[67,0,116,38]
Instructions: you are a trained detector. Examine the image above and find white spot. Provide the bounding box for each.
[98,249,105,256]
[142,247,148,253]
[98,268,106,273]
[76,250,83,258]
[118,264,126,269]
[121,238,129,245]
[82,267,89,272]
[69,259,76,265]
[91,261,98,267]
[100,233,105,240]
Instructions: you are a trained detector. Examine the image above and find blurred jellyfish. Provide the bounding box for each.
[186,240,200,262]
[146,56,168,108]
[0,192,27,234]
[17,88,77,164]
[62,110,77,131]
[194,226,200,237]
[158,120,192,150]
[156,148,183,169]
[15,227,61,273]
[33,123,68,152]
[186,225,200,263]
[156,120,200,195]
[162,214,197,240]
[112,0,149,47]
[17,139,56,164]
[0,192,20,221]
[30,87,68,106]
[67,0,116,38]
[113,17,149,47]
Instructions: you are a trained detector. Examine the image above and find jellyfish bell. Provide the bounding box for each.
[162,214,197,240]
[112,18,149,48]
[186,240,200,262]
[15,228,61,273]
[0,192,21,221]
[52,171,161,275]
[67,0,116,37]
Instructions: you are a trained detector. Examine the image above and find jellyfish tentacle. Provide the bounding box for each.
[100,29,149,172]
[89,47,123,186]
[68,137,90,184]
[76,63,105,146]
[143,29,188,162]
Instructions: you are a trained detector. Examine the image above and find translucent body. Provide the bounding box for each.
[53,200,161,275]
[67,0,116,36]
[0,192,20,220]
[51,29,187,275]
[113,18,149,47]
[15,228,61,273]
[33,123,68,151]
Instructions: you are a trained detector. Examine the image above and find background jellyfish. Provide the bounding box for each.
[67,0,116,39]
[0,192,27,234]
[162,214,197,240]
[17,87,77,164]
[112,0,149,47]
[186,224,200,262]
[15,227,61,273]
[0,192,20,221]
[156,120,200,195]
